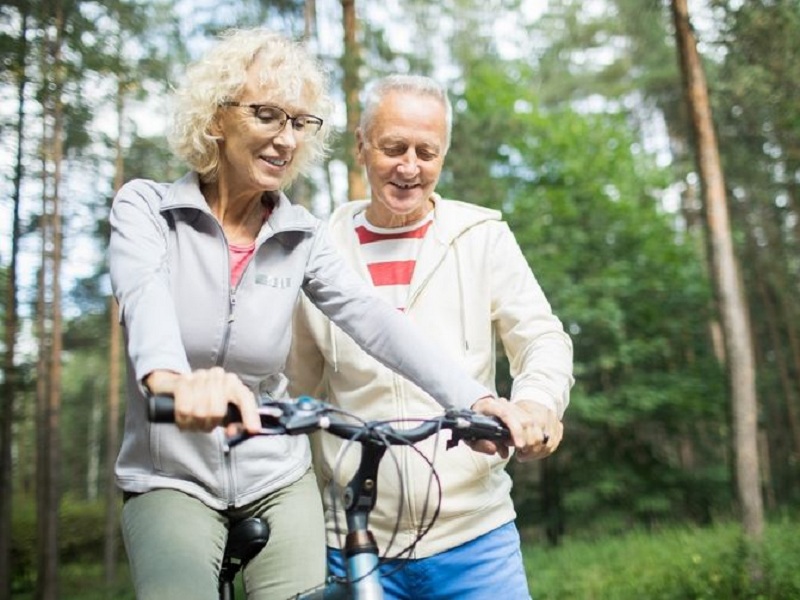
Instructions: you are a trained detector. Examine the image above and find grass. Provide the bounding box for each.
[11,562,249,599]
[12,518,800,599]
[524,519,800,599]
[12,563,134,600]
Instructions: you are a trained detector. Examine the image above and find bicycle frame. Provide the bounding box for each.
[299,440,389,599]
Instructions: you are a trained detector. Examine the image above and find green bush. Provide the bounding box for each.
[11,496,125,592]
[13,499,800,599]
[525,520,800,599]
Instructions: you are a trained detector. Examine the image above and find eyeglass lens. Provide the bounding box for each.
[254,106,322,135]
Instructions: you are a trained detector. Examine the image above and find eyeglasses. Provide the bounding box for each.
[220,102,323,136]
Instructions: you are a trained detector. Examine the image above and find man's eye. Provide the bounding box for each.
[380,146,406,157]
[418,151,439,161]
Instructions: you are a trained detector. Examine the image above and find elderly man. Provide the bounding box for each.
[288,74,574,600]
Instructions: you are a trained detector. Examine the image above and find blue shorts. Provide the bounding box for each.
[327,521,531,600]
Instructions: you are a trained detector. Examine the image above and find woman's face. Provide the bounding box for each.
[213,55,320,197]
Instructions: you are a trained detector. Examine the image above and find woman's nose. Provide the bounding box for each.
[272,121,298,149]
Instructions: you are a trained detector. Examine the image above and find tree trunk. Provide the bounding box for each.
[36,1,65,596]
[341,0,366,201]
[756,263,800,462]
[304,0,317,41]
[0,8,28,598]
[104,300,122,585]
[771,271,800,464]
[104,79,126,585]
[671,0,764,555]
[34,261,52,600]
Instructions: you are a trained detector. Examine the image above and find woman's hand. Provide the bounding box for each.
[144,368,262,435]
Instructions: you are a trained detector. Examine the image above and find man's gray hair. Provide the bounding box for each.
[360,74,453,152]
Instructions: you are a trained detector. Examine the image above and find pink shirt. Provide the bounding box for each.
[229,207,271,287]
[229,242,256,287]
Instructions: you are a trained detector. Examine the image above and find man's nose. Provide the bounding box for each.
[396,150,419,174]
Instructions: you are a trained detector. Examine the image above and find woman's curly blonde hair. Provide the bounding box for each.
[168,28,332,187]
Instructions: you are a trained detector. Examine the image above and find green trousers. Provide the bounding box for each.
[121,468,326,599]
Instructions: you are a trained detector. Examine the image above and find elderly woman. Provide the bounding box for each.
[109,28,513,599]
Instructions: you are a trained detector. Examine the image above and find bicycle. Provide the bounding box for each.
[148,394,510,600]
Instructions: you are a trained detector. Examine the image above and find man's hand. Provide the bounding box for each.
[470,396,563,461]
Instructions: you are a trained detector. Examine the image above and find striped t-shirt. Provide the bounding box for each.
[353,210,434,311]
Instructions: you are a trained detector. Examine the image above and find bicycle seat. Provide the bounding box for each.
[219,517,270,584]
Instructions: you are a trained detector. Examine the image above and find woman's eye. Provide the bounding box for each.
[255,108,283,123]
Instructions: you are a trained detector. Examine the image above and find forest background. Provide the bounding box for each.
[1,0,799,598]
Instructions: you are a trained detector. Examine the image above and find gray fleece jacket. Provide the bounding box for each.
[109,172,492,509]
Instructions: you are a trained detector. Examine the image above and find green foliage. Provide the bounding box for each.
[711,0,800,503]
[526,519,800,599]
[122,133,184,184]
[11,496,125,593]
[4,2,799,587]
[11,509,800,599]
[441,58,727,531]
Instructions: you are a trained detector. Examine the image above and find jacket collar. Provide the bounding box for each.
[326,192,501,298]
[160,172,317,237]
[327,193,500,245]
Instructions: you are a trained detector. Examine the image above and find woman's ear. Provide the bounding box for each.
[208,114,224,139]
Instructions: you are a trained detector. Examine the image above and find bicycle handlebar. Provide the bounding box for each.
[148,395,510,450]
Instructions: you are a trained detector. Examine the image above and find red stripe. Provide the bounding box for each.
[355,220,433,244]
[367,260,416,286]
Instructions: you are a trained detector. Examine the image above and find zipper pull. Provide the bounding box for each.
[228,289,237,323]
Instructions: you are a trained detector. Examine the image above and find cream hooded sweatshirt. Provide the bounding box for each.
[288,195,573,558]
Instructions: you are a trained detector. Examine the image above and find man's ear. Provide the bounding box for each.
[355,127,366,165]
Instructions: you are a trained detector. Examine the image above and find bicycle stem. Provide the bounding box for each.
[341,441,386,599]
[343,442,386,521]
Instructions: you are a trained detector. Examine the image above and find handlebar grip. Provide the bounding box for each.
[446,410,511,449]
[148,395,176,423]
[147,396,243,424]
[468,413,511,440]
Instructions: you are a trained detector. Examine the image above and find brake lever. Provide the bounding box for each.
[224,404,288,449]
[225,398,330,448]
[279,395,332,435]
[445,410,510,449]
[225,423,289,450]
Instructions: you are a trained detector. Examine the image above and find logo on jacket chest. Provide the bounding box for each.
[255,274,292,288]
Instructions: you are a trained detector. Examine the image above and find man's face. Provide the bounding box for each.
[357,91,447,227]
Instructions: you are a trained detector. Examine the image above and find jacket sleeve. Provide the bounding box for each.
[286,296,327,399]
[301,223,493,410]
[490,222,574,418]
[108,180,191,386]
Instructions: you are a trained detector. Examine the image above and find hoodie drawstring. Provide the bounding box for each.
[454,241,469,352]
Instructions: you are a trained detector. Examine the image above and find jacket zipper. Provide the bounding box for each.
[216,237,264,507]
[218,262,238,507]
[216,226,253,507]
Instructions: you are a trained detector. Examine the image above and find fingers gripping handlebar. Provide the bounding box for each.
[147,395,510,449]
